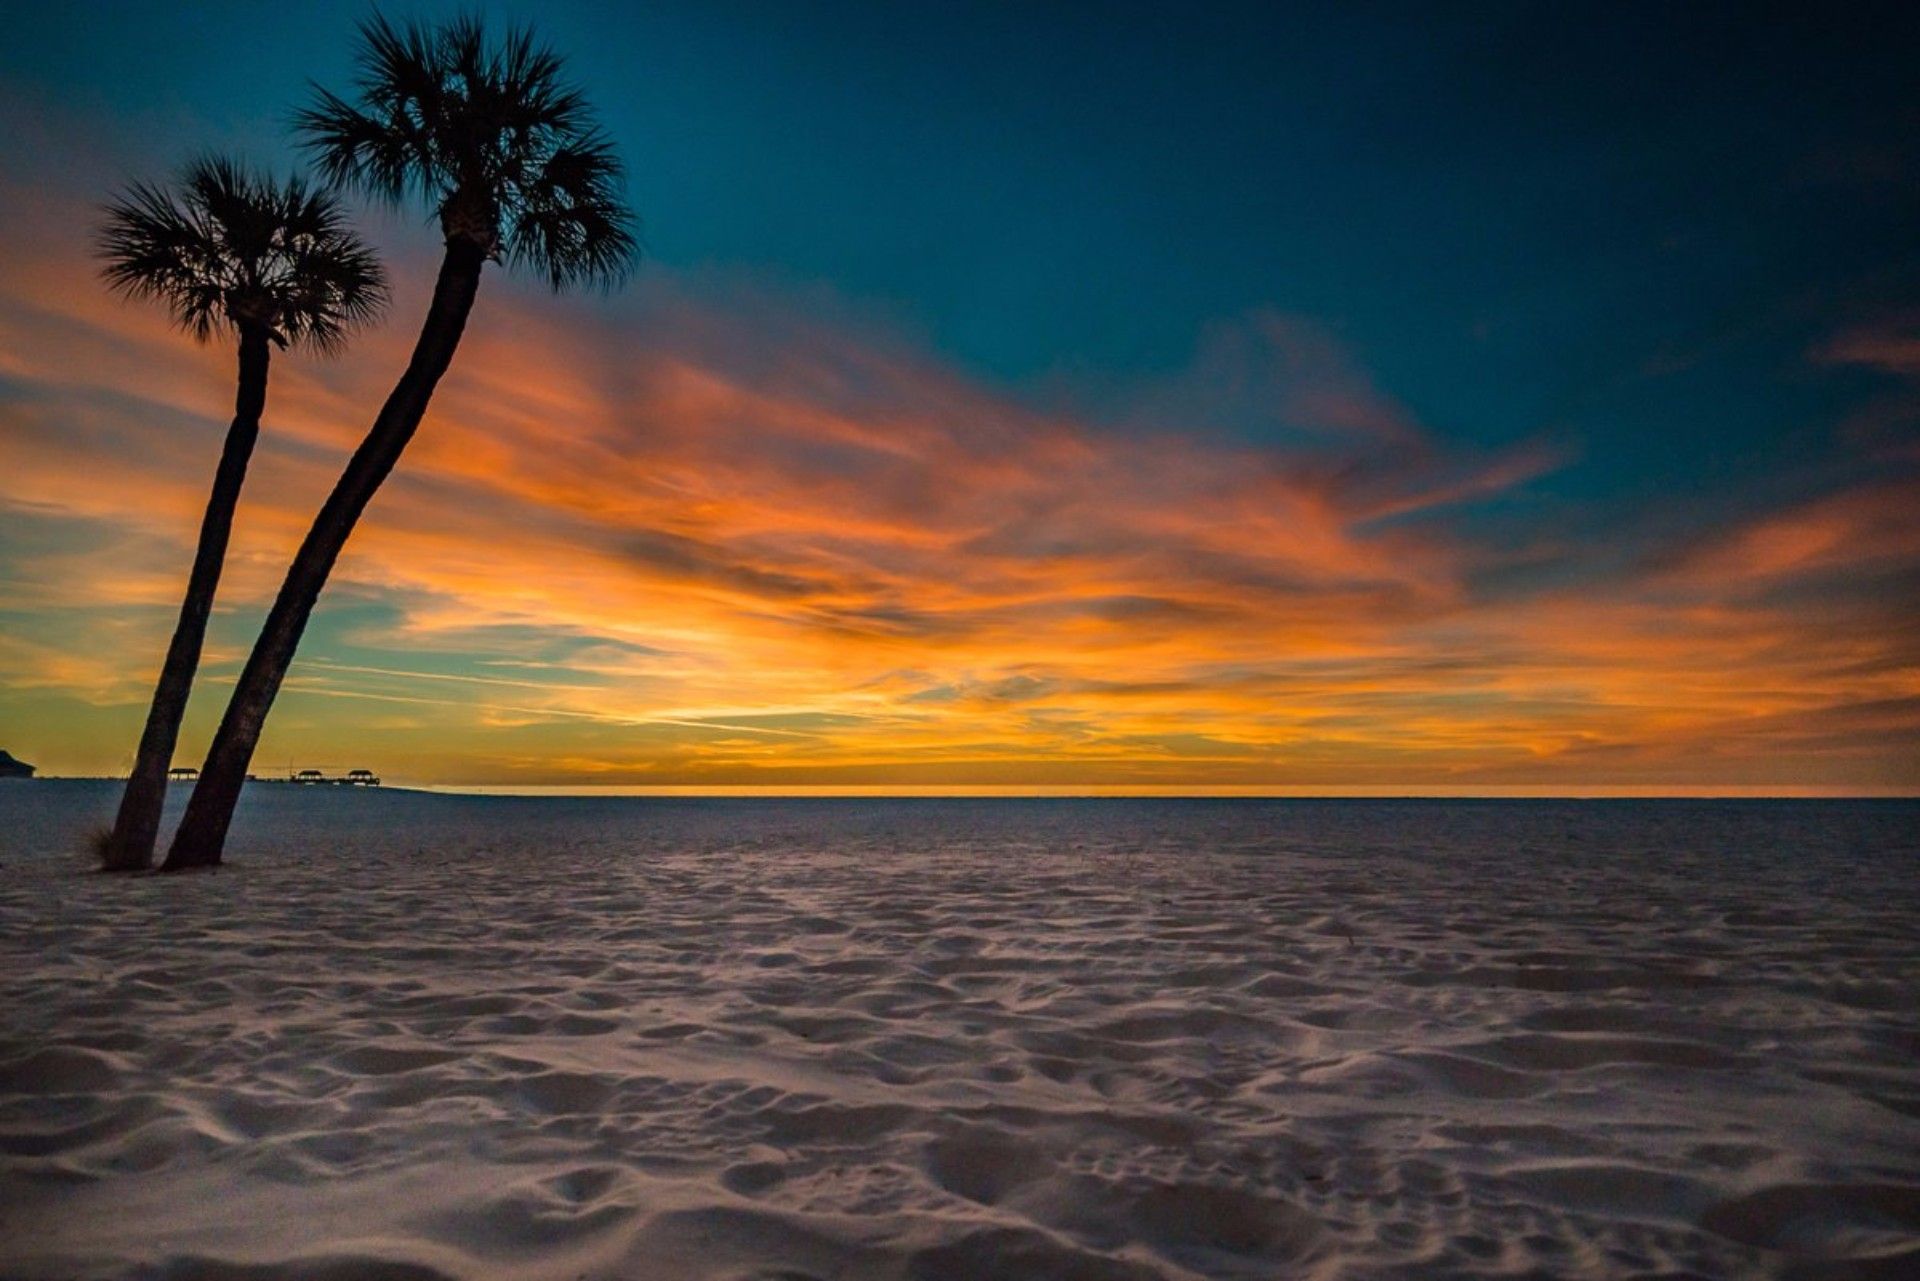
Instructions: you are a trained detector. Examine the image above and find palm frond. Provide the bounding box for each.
[97,178,228,343]
[96,157,388,354]
[507,133,639,290]
[296,87,423,203]
[296,13,639,293]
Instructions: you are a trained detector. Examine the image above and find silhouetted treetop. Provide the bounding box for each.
[297,13,639,291]
[96,156,388,353]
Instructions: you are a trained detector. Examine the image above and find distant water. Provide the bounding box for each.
[5,778,1917,875]
[4,780,1917,1279]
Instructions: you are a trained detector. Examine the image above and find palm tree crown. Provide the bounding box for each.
[297,14,639,291]
[97,157,387,352]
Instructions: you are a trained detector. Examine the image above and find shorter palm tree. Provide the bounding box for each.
[96,158,386,871]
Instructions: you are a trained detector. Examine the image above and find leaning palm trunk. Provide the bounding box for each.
[103,330,270,869]
[163,242,485,869]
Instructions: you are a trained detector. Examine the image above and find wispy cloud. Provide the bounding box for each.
[1,123,1914,790]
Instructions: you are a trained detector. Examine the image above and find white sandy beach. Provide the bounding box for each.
[2,784,1916,1279]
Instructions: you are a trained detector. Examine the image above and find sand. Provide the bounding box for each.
[2,785,1917,1279]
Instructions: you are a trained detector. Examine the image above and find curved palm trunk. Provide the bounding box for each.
[103,329,272,871]
[163,240,487,870]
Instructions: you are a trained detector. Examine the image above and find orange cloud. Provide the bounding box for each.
[1820,326,1920,376]
[1,163,1915,790]
[1656,478,1920,588]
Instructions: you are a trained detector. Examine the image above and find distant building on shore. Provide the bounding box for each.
[0,750,34,779]
[286,767,382,787]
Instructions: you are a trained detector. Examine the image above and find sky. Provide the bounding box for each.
[1,1,1916,792]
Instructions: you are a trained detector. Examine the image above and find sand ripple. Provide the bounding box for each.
[2,786,1916,1279]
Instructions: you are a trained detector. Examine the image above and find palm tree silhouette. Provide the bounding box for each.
[96,159,385,871]
[164,16,636,869]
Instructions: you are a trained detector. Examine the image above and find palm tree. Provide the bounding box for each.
[96,159,385,872]
[163,15,637,869]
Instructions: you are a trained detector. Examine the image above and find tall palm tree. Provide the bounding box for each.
[164,15,637,869]
[96,158,386,872]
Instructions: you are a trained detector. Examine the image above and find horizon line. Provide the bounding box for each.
[19,778,1916,799]
[426,784,1918,799]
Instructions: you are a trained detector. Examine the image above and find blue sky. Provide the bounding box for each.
[12,2,1914,408]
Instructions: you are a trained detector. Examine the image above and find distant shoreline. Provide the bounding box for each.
[10,778,1914,800]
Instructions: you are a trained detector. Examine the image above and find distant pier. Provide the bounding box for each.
[166,766,381,786]
[255,768,383,787]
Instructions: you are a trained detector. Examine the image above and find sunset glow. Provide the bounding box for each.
[2,5,1915,793]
